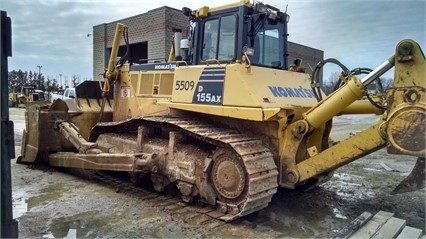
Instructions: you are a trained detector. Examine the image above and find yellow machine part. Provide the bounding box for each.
[18,81,114,164]
[113,62,319,122]
[294,39,425,191]
[386,39,425,157]
[153,63,317,122]
[112,64,171,122]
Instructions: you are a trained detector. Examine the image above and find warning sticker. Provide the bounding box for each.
[121,86,130,98]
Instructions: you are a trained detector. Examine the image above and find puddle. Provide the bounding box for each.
[325,175,377,201]
[363,167,382,172]
[42,232,55,238]
[43,211,98,238]
[333,172,363,181]
[12,196,27,219]
[42,229,76,239]
[13,183,65,219]
[43,211,159,238]
[332,208,347,219]
[243,212,319,238]
[238,189,341,238]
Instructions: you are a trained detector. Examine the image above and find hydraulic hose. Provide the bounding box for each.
[311,58,389,111]
[311,58,350,101]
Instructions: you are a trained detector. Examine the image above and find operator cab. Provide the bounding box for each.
[181,1,289,70]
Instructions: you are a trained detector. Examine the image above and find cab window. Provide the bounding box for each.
[68,89,75,98]
[202,15,236,61]
[253,29,281,68]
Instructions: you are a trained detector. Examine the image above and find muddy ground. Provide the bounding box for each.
[9,108,425,238]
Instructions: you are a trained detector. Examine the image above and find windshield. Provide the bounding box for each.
[23,87,34,96]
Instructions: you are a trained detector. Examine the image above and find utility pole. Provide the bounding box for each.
[36,65,42,89]
[59,74,62,90]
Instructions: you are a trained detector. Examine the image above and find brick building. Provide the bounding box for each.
[92,6,188,80]
[93,6,323,83]
[288,42,323,74]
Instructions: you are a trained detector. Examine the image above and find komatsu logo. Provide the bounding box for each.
[268,86,315,98]
[154,64,176,70]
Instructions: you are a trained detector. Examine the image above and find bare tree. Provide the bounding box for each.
[321,72,340,95]
[8,70,28,91]
[71,74,80,87]
[379,77,393,91]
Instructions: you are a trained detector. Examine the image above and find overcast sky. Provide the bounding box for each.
[1,0,425,83]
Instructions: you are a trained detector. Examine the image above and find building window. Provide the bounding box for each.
[107,42,148,65]
[201,15,236,61]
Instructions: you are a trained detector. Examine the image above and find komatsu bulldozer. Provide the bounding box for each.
[9,85,44,108]
[18,0,425,221]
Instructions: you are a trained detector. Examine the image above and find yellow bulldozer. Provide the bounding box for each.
[17,0,425,221]
[8,85,45,108]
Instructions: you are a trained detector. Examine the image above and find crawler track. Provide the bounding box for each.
[92,116,279,221]
[91,170,228,228]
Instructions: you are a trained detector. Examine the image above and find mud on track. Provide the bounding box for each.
[10,108,425,238]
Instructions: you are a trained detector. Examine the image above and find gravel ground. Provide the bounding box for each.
[10,108,425,238]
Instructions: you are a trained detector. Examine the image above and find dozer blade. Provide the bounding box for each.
[391,157,425,194]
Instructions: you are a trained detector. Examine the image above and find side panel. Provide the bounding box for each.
[113,66,172,122]
[172,65,225,105]
[191,67,225,105]
[172,63,320,109]
[223,64,318,108]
